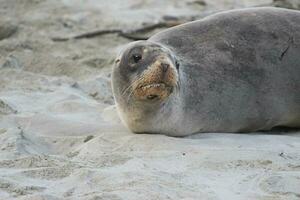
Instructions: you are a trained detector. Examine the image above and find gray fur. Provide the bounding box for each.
[112,7,300,136]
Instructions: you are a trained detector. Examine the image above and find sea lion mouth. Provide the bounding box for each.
[130,55,178,102]
[139,83,166,90]
[135,82,173,101]
[146,94,159,100]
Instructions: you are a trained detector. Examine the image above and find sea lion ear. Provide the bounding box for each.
[115,58,120,64]
[175,60,180,69]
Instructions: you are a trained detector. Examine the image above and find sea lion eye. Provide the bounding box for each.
[132,54,142,63]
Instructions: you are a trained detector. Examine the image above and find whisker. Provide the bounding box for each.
[121,75,143,96]
[126,88,135,104]
[121,74,146,103]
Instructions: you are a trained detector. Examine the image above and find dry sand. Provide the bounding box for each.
[0,0,299,199]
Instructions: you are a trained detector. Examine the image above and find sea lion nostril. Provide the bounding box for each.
[161,63,169,72]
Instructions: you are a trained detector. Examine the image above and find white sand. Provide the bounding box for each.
[0,0,300,199]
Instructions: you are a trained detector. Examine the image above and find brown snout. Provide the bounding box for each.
[132,57,178,101]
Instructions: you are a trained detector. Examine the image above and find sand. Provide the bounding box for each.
[0,0,299,199]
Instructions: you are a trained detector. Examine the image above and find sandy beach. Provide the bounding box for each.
[0,0,300,199]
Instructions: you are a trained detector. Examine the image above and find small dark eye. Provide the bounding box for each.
[175,60,180,69]
[132,54,142,63]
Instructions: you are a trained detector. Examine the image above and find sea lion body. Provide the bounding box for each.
[112,7,300,136]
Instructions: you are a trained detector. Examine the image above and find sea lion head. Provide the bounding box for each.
[112,40,179,105]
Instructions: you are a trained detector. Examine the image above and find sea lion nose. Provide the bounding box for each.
[161,63,169,73]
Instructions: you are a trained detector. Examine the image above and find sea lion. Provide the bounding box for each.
[112,7,300,136]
